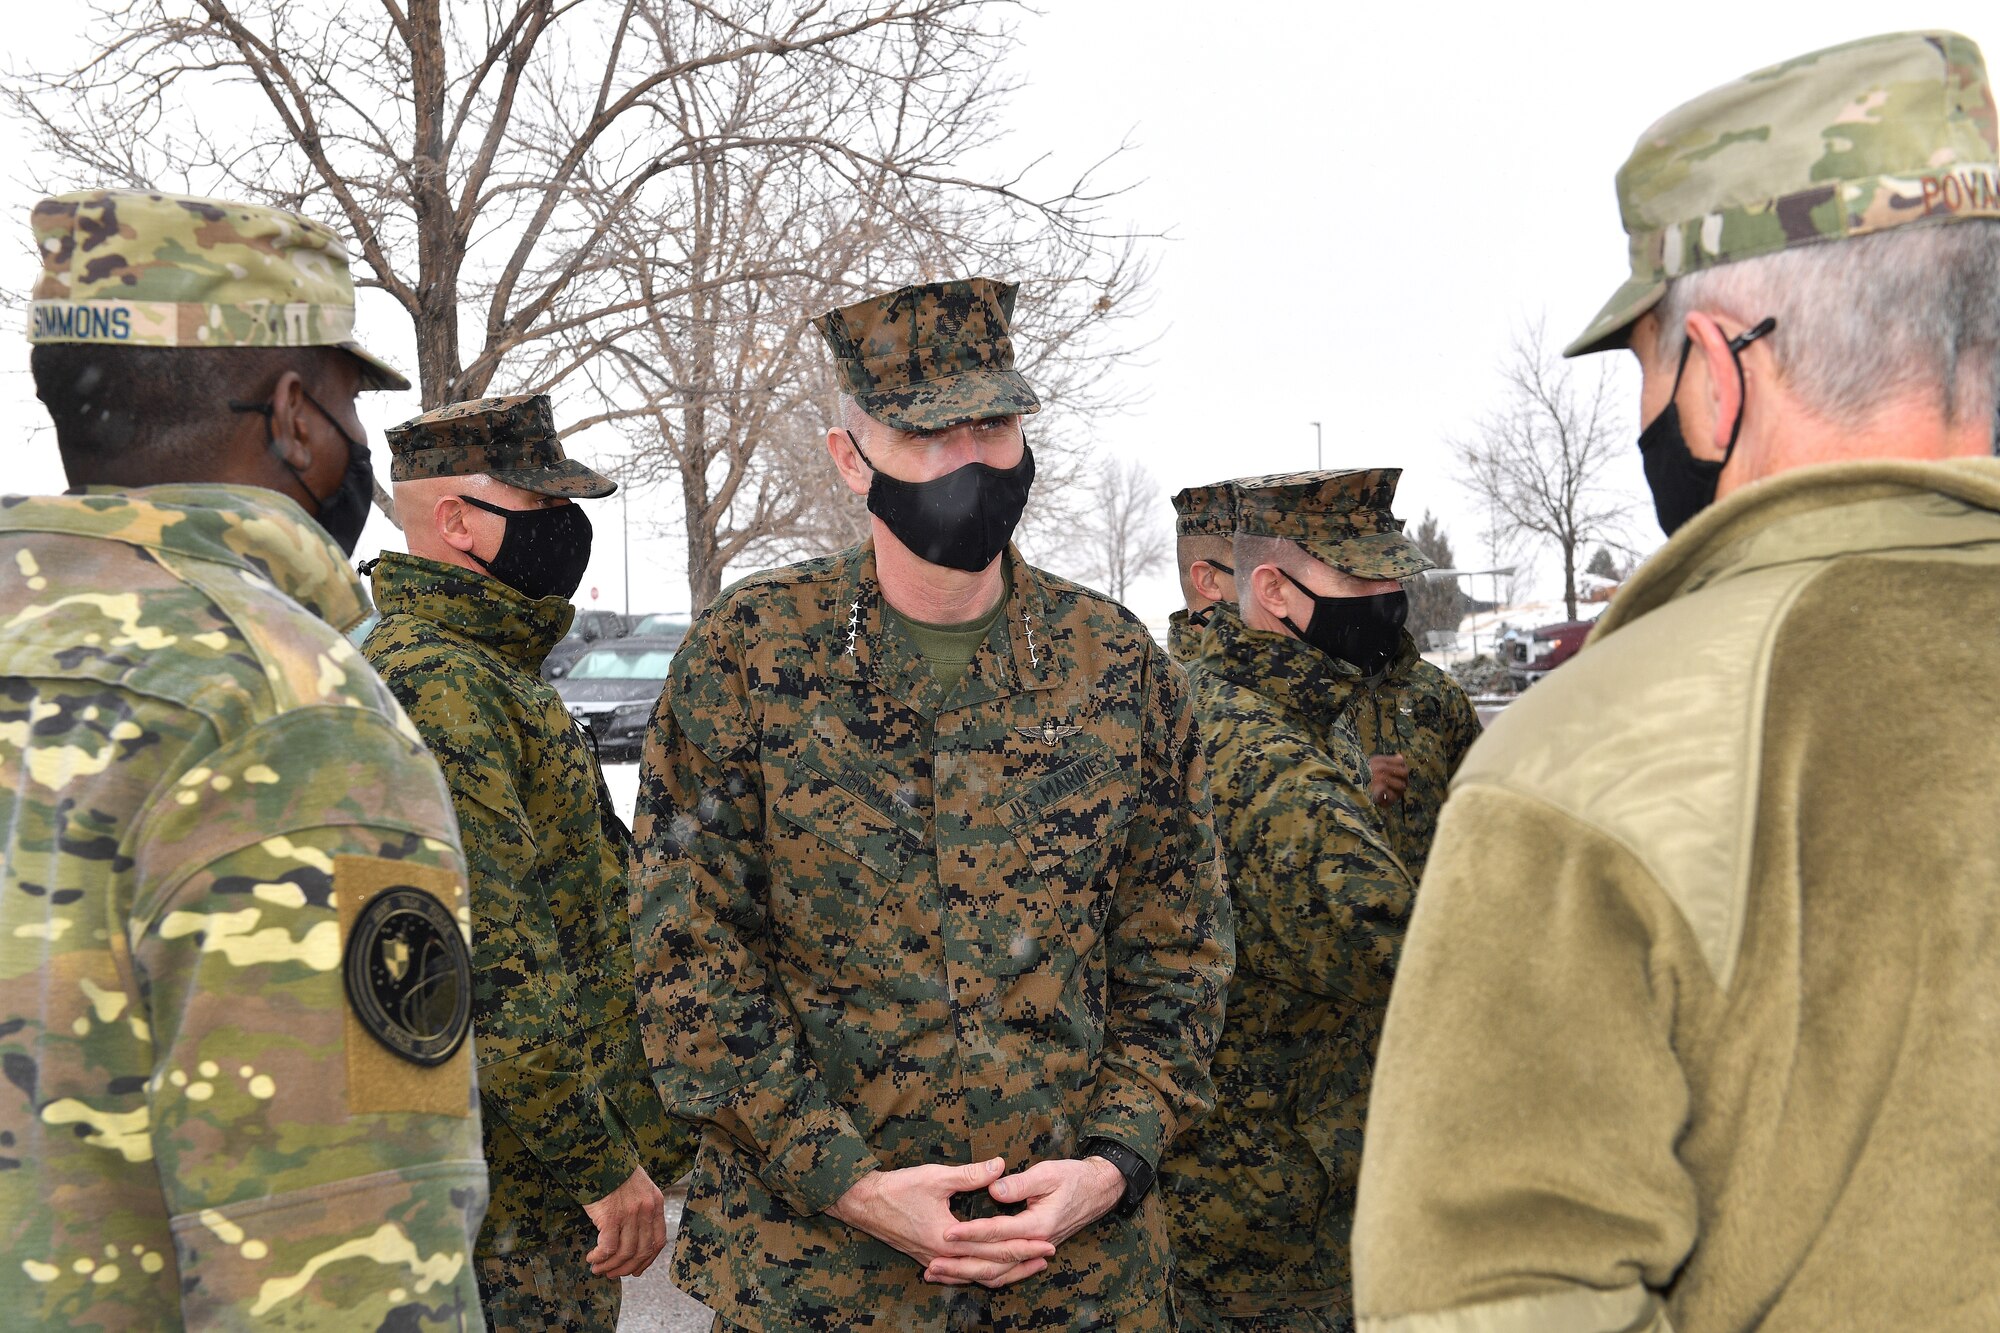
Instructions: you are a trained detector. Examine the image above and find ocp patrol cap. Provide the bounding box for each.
[386,394,615,499]
[814,277,1042,431]
[1171,481,1237,537]
[27,189,409,390]
[1569,30,2000,357]
[1234,468,1432,580]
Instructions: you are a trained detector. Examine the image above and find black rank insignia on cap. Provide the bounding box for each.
[344,887,473,1066]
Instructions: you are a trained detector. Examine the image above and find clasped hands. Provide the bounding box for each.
[827,1155,1126,1289]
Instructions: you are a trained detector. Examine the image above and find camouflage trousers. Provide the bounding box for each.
[476,1238,619,1332]
[711,1288,1173,1332]
[474,1104,620,1320]
[1170,1287,1351,1333]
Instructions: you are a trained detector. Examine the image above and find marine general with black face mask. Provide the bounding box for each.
[360,393,691,1332]
[1158,470,1420,1333]
[632,277,1232,1332]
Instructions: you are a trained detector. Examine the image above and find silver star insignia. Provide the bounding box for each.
[1016,719,1082,745]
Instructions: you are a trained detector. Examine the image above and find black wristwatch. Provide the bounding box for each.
[1081,1136,1156,1215]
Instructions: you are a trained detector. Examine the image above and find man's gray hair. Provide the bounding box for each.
[836,392,874,442]
[1655,219,2000,435]
[1232,532,1305,612]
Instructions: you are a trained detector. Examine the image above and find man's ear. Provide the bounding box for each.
[826,426,872,497]
[1249,563,1294,624]
[266,369,314,472]
[1683,310,1744,464]
[435,493,477,554]
[1189,559,1230,605]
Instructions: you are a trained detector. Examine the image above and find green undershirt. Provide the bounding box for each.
[885,582,1009,694]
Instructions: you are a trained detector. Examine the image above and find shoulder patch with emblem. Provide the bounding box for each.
[343,883,473,1066]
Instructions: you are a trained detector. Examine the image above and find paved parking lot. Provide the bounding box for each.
[617,1186,711,1332]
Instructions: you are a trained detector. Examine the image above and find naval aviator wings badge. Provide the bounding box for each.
[1016,718,1082,746]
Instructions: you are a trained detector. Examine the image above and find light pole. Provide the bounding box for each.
[621,484,631,619]
[1311,420,1322,469]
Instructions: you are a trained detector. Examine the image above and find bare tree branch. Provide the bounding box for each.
[1452,318,1632,621]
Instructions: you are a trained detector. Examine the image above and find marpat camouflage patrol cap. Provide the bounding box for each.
[1172,482,1237,537]
[1234,468,1433,580]
[813,277,1042,431]
[386,394,616,499]
[27,189,410,390]
[1569,30,2000,357]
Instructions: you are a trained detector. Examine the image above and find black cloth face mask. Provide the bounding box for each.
[230,390,375,555]
[458,494,594,601]
[846,429,1035,573]
[1637,316,1776,537]
[1278,570,1408,675]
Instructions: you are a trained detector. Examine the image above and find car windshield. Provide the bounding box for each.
[631,615,686,636]
[568,647,674,680]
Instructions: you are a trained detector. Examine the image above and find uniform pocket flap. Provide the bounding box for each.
[1006,751,1136,876]
[772,766,918,881]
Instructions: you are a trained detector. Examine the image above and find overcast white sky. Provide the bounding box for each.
[4,5,1995,626]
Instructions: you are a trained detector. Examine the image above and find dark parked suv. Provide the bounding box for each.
[541,608,632,680]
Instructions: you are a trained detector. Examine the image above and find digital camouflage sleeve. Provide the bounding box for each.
[0,486,487,1330]
[1349,633,1483,880]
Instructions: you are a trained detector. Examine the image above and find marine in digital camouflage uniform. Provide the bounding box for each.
[362,395,691,1331]
[1167,482,1238,667]
[1,190,487,1329]
[1308,473,1481,881]
[635,279,1232,1332]
[1161,473,1422,1333]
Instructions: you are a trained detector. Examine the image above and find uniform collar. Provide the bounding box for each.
[367,550,575,666]
[1365,629,1423,685]
[1193,600,1365,724]
[1597,457,2000,641]
[829,541,1059,711]
[0,483,369,631]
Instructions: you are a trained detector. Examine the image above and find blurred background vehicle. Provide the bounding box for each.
[624,613,690,646]
[542,608,637,680]
[554,635,678,762]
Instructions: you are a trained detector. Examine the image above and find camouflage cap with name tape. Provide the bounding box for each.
[1235,468,1432,581]
[1569,30,2000,357]
[27,189,409,390]
[386,394,615,499]
[814,277,1042,432]
[1171,481,1238,537]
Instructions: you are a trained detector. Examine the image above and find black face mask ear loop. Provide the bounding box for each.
[229,398,319,510]
[1716,316,1778,469]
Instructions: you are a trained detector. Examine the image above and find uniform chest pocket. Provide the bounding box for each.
[1007,756,1137,936]
[1407,696,1441,732]
[770,764,919,883]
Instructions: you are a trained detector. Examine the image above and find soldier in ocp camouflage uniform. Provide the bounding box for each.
[1323,474,1481,881]
[362,395,692,1331]
[1160,472,1422,1333]
[635,278,1232,1332]
[0,189,487,1327]
[1167,482,1238,666]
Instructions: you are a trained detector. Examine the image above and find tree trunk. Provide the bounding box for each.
[1562,540,1579,621]
[406,0,464,408]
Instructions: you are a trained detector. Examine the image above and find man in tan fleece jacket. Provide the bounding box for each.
[1352,30,2000,1333]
